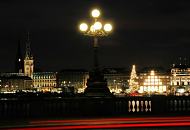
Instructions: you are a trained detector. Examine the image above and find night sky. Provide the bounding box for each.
[0,0,190,72]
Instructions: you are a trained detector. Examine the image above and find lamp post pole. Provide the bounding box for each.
[93,37,99,71]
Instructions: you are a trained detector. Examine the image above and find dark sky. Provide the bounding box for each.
[0,0,190,72]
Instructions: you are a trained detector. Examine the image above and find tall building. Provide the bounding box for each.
[138,68,170,95]
[170,64,190,95]
[15,41,23,73]
[33,72,57,92]
[0,75,32,93]
[24,32,34,78]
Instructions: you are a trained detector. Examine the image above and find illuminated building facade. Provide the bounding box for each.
[0,75,32,93]
[57,69,89,93]
[33,72,57,92]
[170,64,190,95]
[103,68,129,94]
[138,68,170,95]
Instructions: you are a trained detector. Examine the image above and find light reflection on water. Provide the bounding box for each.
[0,98,17,100]
[0,98,8,100]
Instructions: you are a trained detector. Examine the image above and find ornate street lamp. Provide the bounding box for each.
[79,9,112,71]
[79,9,113,97]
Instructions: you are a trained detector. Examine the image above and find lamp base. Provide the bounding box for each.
[84,70,112,97]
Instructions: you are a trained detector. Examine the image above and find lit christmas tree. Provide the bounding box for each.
[129,65,139,92]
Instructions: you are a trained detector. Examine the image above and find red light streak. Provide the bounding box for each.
[7,122,190,130]
[30,116,190,124]
[6,116,190,130]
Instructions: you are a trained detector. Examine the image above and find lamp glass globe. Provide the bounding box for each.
[91,9,100,18]
[79,23,88,32]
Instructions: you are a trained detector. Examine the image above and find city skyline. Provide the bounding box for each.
[0,0,190,72]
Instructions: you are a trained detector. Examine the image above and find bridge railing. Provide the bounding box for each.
[0,96,190,119]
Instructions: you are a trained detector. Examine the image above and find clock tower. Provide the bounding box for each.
[24,32,34,78]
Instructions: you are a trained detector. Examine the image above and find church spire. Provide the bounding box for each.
[25,32,33,60]
[15,40,23,73]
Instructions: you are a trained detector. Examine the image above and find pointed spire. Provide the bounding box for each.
[179,57,182,65]
[25,32,33,60]
[15,40,23,73]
